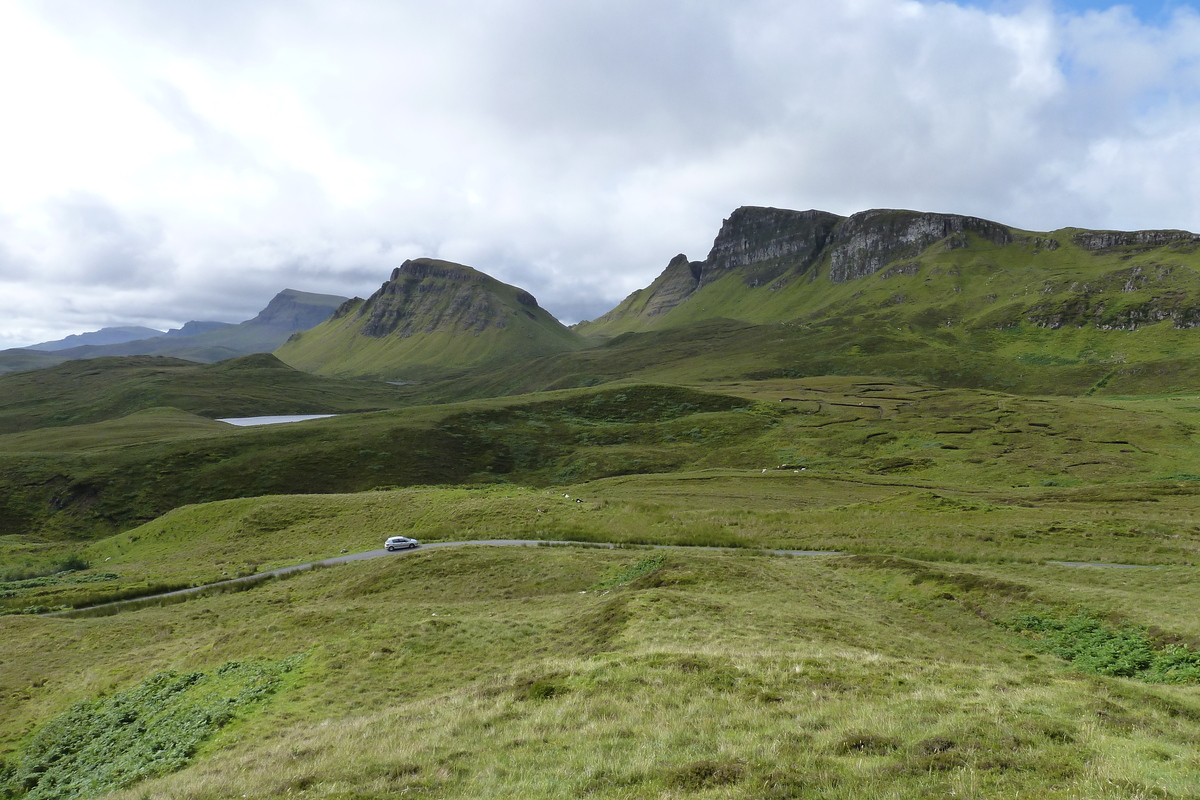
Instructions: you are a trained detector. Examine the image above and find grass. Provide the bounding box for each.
[276,259,585,380]
[0,353,408,434]
[2,547,1199,799]
[1,658,299,800]
[11,374,1200,545]
[4,323,1200,796]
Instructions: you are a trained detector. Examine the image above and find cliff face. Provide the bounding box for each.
[579,206,1017,335]
[826,210,1013,283]
[702,207,842,287]
[579,204,1200,339]
[244,289,347,333]
[1071,230,1200,251]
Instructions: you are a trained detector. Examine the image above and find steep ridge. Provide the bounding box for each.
[576,205,1200,341]
[276,258,584,379]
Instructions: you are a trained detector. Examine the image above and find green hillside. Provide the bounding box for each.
[2,476,1198,798]
[277,259,585,379]
[562,208,1200,398]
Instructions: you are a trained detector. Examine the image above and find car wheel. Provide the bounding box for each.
[386,546,394,551]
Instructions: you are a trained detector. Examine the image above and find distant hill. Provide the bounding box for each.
[24,326,167,351]
[0,289,347,374]
[277,259,585,379]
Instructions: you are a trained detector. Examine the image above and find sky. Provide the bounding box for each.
[3,0,1200,348]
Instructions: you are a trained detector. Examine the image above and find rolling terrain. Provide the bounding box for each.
[3,206,1200,798]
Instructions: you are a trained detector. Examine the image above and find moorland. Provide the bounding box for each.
[2,206,1200,800]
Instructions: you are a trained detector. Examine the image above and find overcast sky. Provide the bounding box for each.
[2,0,1200,347]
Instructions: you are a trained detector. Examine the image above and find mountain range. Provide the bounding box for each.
[267,206,1200,394]
[11,205,1200,395]
[0,289,347,374]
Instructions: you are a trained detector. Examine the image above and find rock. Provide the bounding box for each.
[1071,230,1200,251]
[826,209,1013,283]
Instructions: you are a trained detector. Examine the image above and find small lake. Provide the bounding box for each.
[217,414,338,427]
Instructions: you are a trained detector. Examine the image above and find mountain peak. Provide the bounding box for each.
[277,259,583,379]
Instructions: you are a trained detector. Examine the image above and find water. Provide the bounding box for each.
[217,414,338,427]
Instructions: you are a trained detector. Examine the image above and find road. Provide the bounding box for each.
[41,540,843,618]
[42,541,1161,618]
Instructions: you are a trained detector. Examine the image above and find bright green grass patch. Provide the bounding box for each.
[1004,612,1200,682]
[590,553,666,589]
[0,656,299,800]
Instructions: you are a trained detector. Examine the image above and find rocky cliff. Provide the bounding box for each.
[702,207,842,286]
[826,209,1013,283]
[578,206,1020,336]
[578,204,1200,339]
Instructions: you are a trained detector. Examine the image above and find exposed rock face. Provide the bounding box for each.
[702,207,842,286]
[357,258,545,339]
[277,258,582,378]
[628,254,703,320]
[589,207,1015,327]
[583,203,1200,337]
[1024,265,1200,330]
[827,210,1013,283]
[1072,230,1200,251]
[163,320,233,338]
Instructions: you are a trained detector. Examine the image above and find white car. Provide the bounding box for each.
[384,535,419,551]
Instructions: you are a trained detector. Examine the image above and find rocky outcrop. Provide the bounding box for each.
[702,207,842,286]
[1072,230,1200,251]
[827,210,1013,283]
[358,259,528,338]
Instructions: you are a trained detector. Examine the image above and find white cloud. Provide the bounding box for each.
[1,0,1200,346]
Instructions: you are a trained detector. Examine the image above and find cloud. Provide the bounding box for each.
[1,0,1200,347]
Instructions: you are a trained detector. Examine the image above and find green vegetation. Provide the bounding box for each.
[2,546,1198,799]
[1003,612,1200,682]
[7,212,1200,797]
[1,658,299,800]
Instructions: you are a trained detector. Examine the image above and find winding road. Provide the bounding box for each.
[42,540,1161,618]
[42,540,843,618]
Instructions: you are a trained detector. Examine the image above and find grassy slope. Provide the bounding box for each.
[3,344,1200,797]
[559,231,1200,400]
[0,379,1198,796]
[3,539,1198,799]
[276,266,586,380]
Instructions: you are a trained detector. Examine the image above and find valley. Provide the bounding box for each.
[3,206,1200,799]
